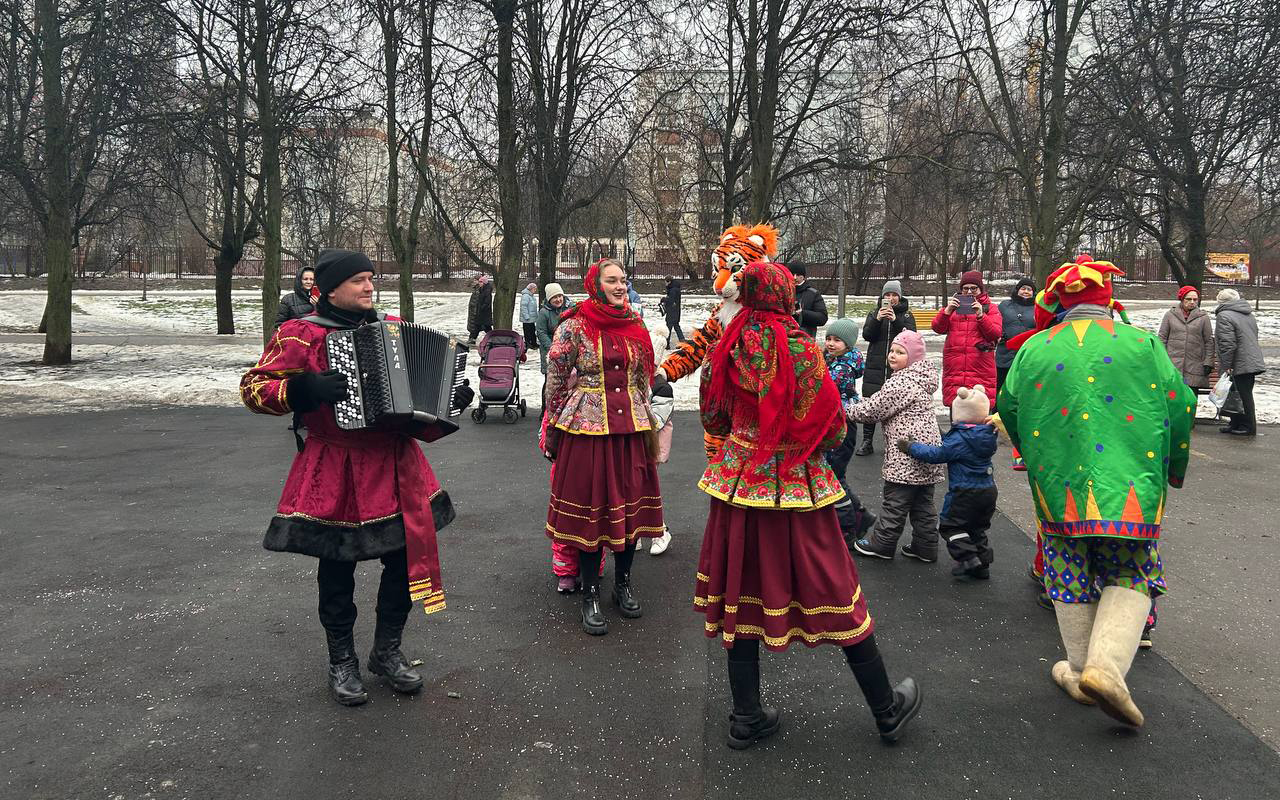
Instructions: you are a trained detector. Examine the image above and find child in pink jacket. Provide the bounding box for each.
[846,330,945,562]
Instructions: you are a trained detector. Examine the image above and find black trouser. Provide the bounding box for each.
[1229,373,1257,434]
[940,487,998,565]
[996,366,1010,396]
[577,542,637,593]
[666,318,685,342]
[826,427,857,478]
[316,549,411,635]
[727,634,894,712]
[522,322,538,349]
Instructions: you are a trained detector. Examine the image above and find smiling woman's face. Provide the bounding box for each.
[599,264,627,307]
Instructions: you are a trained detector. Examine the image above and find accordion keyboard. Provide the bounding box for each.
[327,330,367,429]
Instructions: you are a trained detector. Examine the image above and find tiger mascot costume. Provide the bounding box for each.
[657,223,779,459]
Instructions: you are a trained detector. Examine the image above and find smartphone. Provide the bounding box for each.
[953,293,976,315]
[880,297,892,308]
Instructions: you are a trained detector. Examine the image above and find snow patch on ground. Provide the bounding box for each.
[2,291,1277,423]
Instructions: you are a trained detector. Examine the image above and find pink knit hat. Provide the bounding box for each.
[892,330,926,366]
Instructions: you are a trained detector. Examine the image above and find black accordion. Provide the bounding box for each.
[326,321,469,438]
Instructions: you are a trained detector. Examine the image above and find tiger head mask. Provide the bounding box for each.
[711,223,779,303]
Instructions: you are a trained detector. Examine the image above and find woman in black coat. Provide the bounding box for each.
[855,279,916,456]
[467,275,494,343]
[995,277,1037,393]
[274,266,316,330]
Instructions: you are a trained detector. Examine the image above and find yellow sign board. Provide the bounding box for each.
[1207,253,1250,282]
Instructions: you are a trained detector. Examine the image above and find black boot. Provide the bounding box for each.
[726,659,781,749]
[846,637,921,742]
[855,424,874,456]
[612,574,643,619]
[581,585,609,635]
[872,679,923,742]
[326,630,368,706]
[367,619,424,694]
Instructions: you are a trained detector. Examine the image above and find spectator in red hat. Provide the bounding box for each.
[932,270,1002,411]
[1158,286,1216,391]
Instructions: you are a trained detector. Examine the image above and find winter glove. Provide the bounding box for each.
[288,369,348,413]
[452,378,475,412]
[652,370,669,392]
[543,426,562,462]
[1203,364,1213,376]
[895,438,914,454]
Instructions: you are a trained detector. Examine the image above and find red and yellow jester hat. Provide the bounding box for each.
[711,223,779,294]
[1046,254,1125,310]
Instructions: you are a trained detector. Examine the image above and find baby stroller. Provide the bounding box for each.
[472,329,528,424]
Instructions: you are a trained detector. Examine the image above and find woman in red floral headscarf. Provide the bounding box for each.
[695,260,922,750]
[541,258,664,636]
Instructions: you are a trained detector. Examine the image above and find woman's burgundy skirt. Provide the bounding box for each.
[695,499,874,652]
[546,431,664,552]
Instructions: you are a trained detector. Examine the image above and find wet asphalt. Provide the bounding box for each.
[1,408,1277,800]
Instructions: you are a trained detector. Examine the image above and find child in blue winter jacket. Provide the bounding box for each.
[896,384,998,579]
[824,318,876,545]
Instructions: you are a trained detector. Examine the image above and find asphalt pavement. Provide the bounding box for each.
[1,408,1277,800]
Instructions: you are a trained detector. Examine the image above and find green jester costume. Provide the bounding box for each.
[998,256,1196,728]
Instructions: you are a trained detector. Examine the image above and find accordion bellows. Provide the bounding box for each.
[327,321,468,437]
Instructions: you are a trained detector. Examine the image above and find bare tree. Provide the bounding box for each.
[938,0,1121,283]
[166,0,264,334]
[1,0,170,363]
[1089,0,1280,287]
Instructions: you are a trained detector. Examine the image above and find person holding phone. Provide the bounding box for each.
[933,270,1001,412]
[856,280,916,456]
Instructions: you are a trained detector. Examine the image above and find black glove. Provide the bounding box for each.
[652,371,669,392]
[1203,364,1213,376]
[453,379,475,412]
[288,369,348,413]
[543,426,562,462]
[895,438,914,454]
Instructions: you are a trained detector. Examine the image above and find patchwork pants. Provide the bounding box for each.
[1041,534,1166,604]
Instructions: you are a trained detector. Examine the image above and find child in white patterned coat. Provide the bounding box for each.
[846,330,945,562]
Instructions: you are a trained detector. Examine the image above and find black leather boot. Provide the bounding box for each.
[871,678,922,742]
[854,425,875,456]
[367,620,424,694]
[325,630,368,706]
[581,585,609,635]
[846,638,921,742]
[726,659,781,749]
[612,573,643,619]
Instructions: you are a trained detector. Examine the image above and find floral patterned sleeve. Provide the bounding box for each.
[542,319,580,421]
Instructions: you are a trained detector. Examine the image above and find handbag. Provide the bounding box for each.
[1221,386,1245,417]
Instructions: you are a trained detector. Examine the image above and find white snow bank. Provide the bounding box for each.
[2,290,1277,422]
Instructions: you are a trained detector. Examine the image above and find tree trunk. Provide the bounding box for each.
[491,0,522,329]
[255,0,282,345]
[1182,178,1208,289]
[536,225,557,290]
[214,244,238,334]
[37,0,72,365]
[745,0,782,221]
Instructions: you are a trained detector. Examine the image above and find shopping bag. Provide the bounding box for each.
[1207,373,1233,410]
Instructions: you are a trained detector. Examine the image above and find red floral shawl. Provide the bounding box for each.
[706,261,841,471]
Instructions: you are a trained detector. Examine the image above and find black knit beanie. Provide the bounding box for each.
[314,249,375,294]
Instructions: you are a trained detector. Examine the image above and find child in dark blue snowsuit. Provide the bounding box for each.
[897,385,998,579]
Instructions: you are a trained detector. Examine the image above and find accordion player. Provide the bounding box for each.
[326,320,469,439]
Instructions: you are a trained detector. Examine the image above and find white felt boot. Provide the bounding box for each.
[1079,586,1150,727]
[1051,601,1097,705]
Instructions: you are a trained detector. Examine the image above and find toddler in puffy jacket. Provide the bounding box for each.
[899,385,998,579]
[823,317,875,547]
[847,330,944,562]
